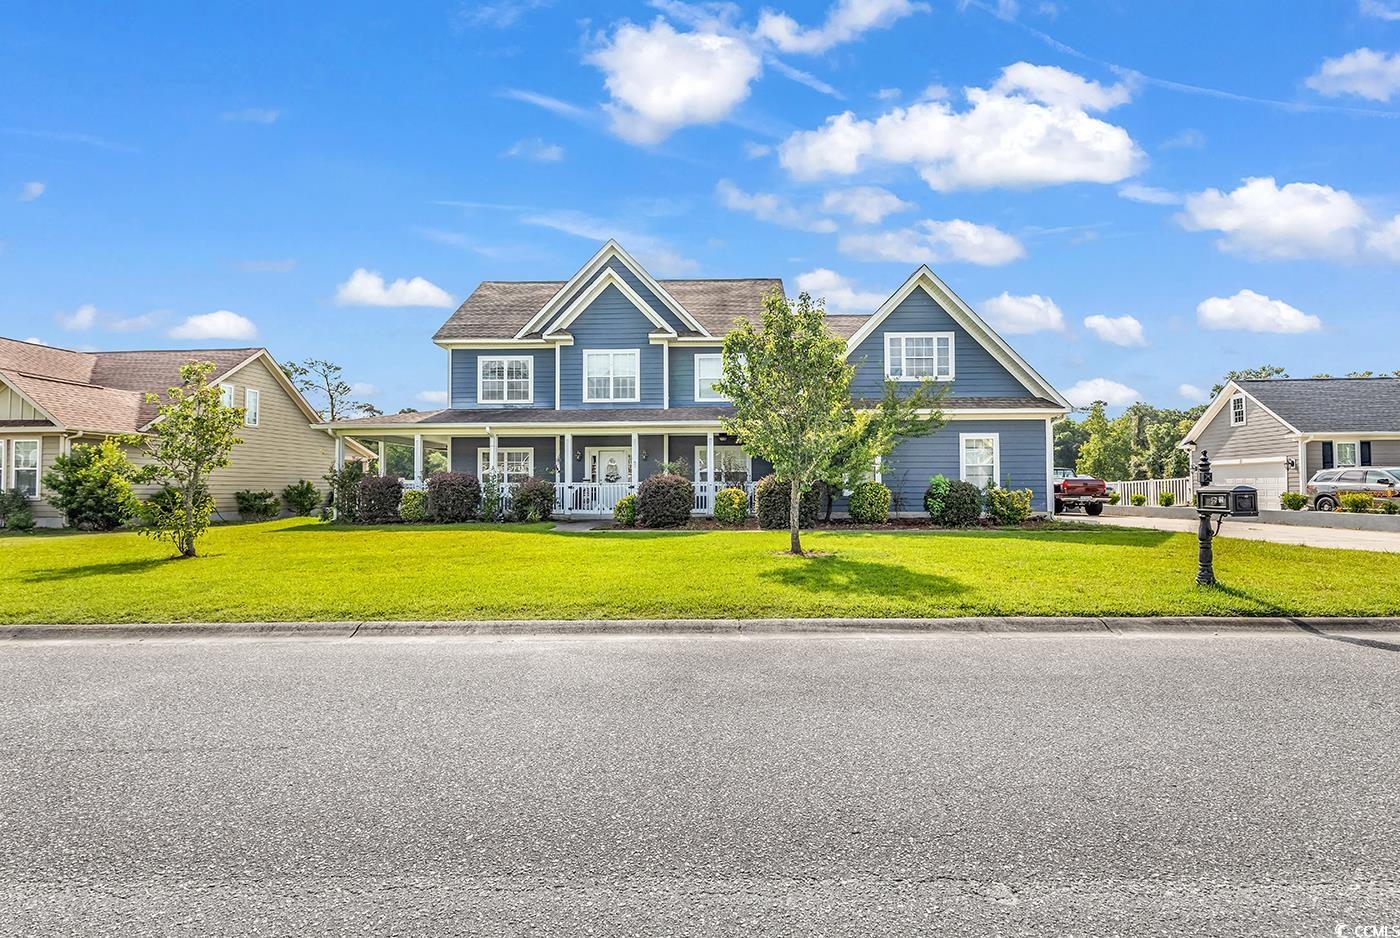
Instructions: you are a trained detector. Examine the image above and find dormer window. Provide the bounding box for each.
[1230,395,1246,426]
[479,356,533,404]
[886,332,953,381]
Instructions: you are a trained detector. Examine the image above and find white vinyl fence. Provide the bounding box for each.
[1109,477,1193,506]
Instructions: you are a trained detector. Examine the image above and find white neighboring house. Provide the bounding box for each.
[1179,377,1400,508]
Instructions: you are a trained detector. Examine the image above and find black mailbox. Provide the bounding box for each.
[1196,484,1258,518]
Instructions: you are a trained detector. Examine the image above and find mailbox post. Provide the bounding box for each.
[1191,449,1260,586]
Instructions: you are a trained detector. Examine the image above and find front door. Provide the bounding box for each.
[591,448,633,484]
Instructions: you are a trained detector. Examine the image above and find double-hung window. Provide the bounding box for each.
[886,333,953,381]
[1335,441,1360,468]
[583,350,640,402]
[244,388,260,427]
[478,448,533,484]
[220,383,235,408]
[1229,395,1246,426]
[479,356,533,404]
[694,353,726,402]
[11,439,40,499]
[960,433,999,491]
[695,445,750,485]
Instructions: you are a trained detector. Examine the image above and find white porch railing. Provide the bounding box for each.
[402,477,758,517]
[1109,477,1193,506]
[692,481,759,514]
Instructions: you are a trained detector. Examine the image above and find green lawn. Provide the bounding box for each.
[2,517,1397,622]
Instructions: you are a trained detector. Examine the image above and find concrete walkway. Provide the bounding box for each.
[1075,512,1400,553]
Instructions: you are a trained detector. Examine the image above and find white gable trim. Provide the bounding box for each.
[543,268,677,337]
[517,240,708,338]
[1178,380,1302,450]
[844,266,1070,409]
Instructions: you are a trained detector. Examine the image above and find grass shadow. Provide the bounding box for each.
[22,556,172,583]
[1286,617,1400,654]
[757,554,968,599]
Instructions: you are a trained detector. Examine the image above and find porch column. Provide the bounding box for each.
[334,435,345,471]
[706,431,715,493]
[488,432,499,474]
[412,434,424,482]
[378,441,387,477]
[631,432,640,485]
[874,454,882,483]
[663,435,669,466]
[564,433,573,486]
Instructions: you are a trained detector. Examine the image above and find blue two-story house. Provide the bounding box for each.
[323,241,1070,516]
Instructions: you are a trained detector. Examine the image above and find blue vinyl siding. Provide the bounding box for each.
[558,284,664,409]
[850,287,1030,399]
[450,348,555,409]
[669,346,728,408]
[881,419,1051,514]
[449,436,561,481]
[550,256,688,335]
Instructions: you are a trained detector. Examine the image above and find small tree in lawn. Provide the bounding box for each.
[133,361,244,557]
[717,289,943,555]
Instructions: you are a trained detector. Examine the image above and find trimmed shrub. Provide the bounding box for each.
[1280,491,1308,511]
[510,477,555,523]
[234,489,279,522]
[1109,490,1121,505]
[399,488,428,522]
[613,493,638,527]
[1339,492,1374,513]
[756,474,822,530]
[1158,491,1176,508]
[1130,493,1148,507]
[358,475,403,523]
[42,439,139,531]
[848,480,891,524]
[1382,499,1400,515]
[713,486,749,525]
[637,473,694,528]
[281,480,321,516]
[924,475,951,519]
[324,462,366,523]
[427,472,481,523]
[1,489,35,531]
[934,480,983,527]
[987,485,1033,525]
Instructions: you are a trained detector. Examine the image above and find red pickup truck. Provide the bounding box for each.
[1054,468,1109,515]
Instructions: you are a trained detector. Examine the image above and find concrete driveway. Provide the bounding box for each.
[1073,511,1400,552]
[3,631,1398,936]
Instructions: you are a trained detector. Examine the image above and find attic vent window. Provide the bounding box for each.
[1230,395,1246,426]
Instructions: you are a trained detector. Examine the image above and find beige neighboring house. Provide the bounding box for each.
[0,337,371,527]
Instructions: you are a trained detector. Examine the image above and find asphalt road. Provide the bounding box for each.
[2,633,1398,937]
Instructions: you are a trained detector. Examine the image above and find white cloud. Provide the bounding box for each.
[522,210,699,275]
[416,390,451,405]
[838,219,1025,265]
[981,293,1066,334]
[715,180,836,232]
[1196,290,1321,334]
[497,88,590,120]
[221,108,280,124]
[778,62,1142,191]
[1083,313,1146,347]
[335,269,454,308]
[168,310,259,341]
[57,304,98,331]
[794,268,886,313]
[18,181,45,202]
[1360,0,1400,20]
[755,0,930,54]
[875,87,902,101]
[1177,177,1369,260]
[743,140,772,158]
[1161,128,1205,149]
[503,137,565,161]
[108,312,157,333]
[22,337,47,345]
[820,186,913,224]
[458,0,551,28]
[351,382,380,397]
[1065,377,1140,407]
[1366,215,1400,261]
[1178,383,1209,403]
[1118,183,1180,205]
[1306,48,1400,102]
[588,19,762,144]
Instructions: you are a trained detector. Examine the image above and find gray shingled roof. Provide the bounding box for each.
[1237,377,1400,433]
[434,278,797,341]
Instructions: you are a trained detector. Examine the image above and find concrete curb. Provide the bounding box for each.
[3,617,1399,642]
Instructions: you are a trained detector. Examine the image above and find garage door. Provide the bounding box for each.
[1211,462,1288,510]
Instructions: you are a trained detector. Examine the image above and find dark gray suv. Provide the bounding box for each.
[1305,467,1400,511]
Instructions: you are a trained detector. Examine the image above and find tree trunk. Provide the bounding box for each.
[789,477,803,555]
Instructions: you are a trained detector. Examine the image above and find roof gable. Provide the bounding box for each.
[544,268,676,337]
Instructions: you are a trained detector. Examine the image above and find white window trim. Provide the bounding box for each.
[583,446,634,484]
[693,353,727,402]
[10,438,41,500]
[477,447,534,481]
[582,349,642,403]
[693,444,752,483]
[1333,438,1361,468]
[477,355,534,405]
[885,332,955,382]
[958,432,1000,488]
[220,383,235,408]
[1229,394,1246,427]
[243,388,260,427]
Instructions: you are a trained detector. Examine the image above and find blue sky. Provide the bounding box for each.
[3,0,1399,413]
